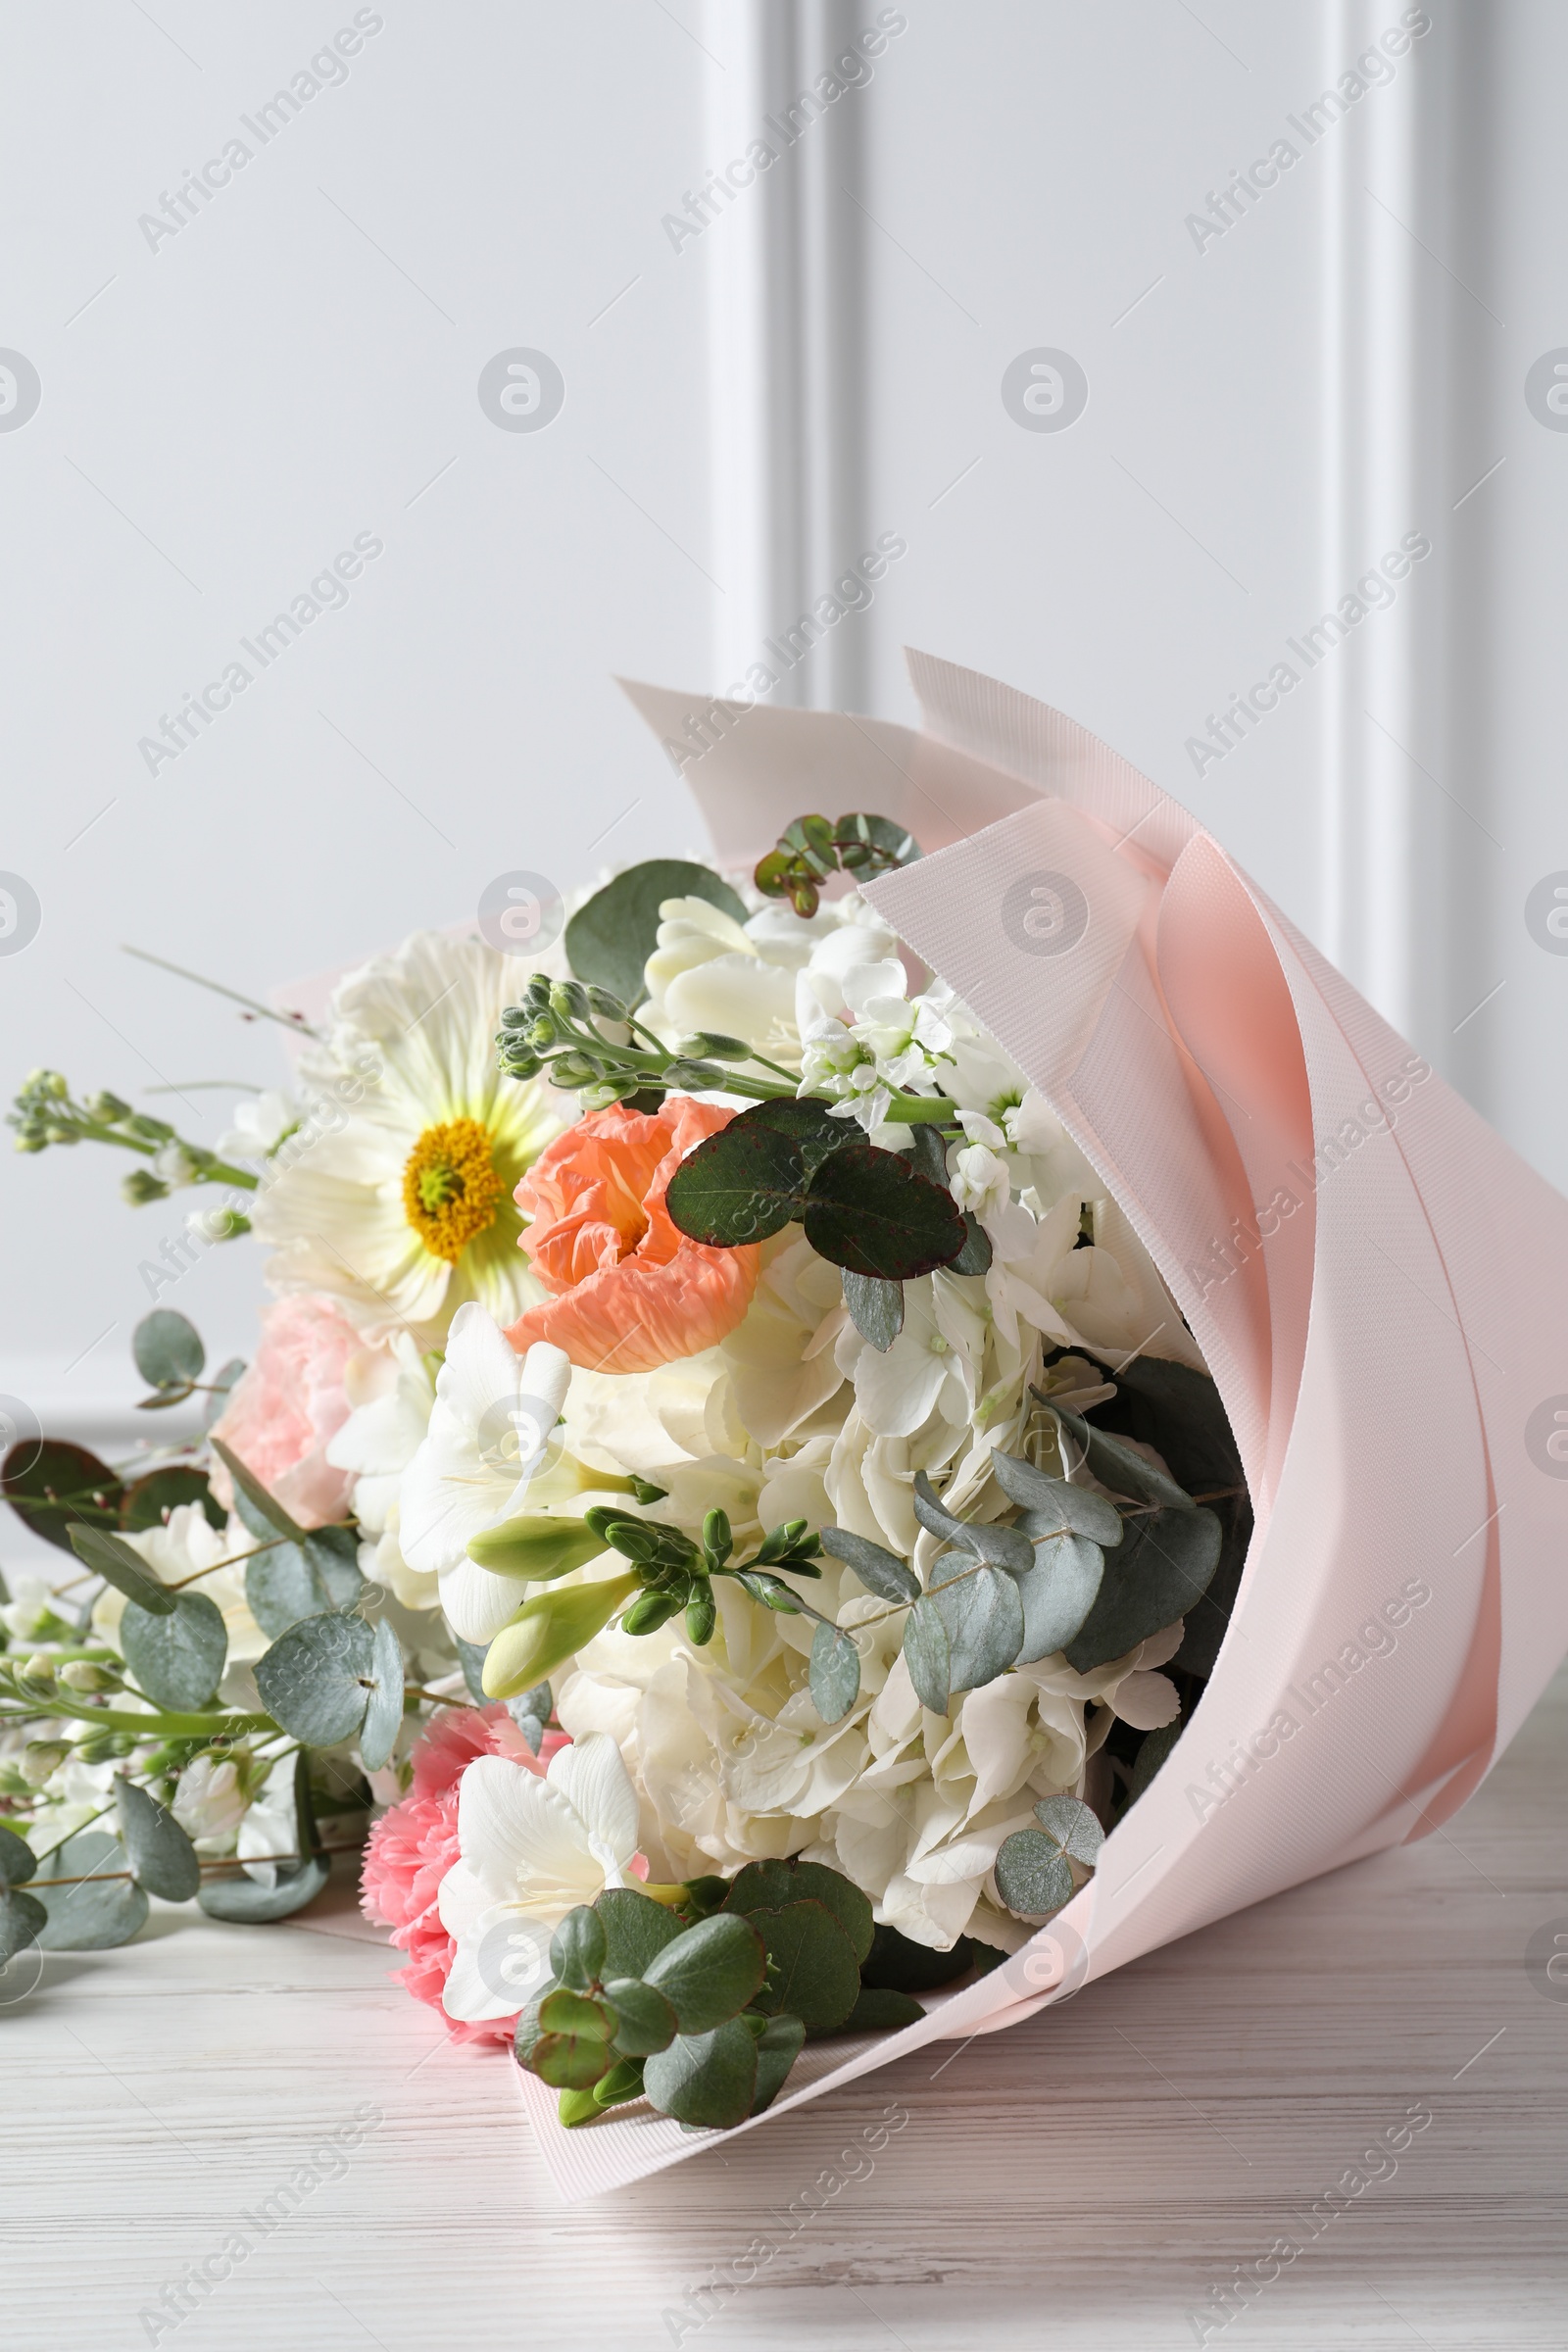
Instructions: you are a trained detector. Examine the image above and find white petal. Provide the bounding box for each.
[438,1301,526,1430]
[457,1754,599,1903]
[437,1555,525,1646]
[442,1904,556,2022]
[435,1857,495,1938]
[546,1730,641,1866]
[1111,1669,1182,1731]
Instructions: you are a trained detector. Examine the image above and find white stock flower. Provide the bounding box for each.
[643,892,901,1068]
[325,1330,437,1608]
[172,1755,250,1841]
[398,1303,572,1643]
[437,1735,642,2022]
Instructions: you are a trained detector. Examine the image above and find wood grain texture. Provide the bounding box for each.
[6,1664,1565,2352]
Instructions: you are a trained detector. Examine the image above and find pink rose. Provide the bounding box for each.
[360,1705,569,2047]
[207,1293,364,1528]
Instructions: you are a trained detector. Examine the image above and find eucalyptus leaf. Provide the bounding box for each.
[596,1886,684,1982]
[1011,1533,1104,1664]
[120,1466,224,1535]
[357,1616,404,1773]
[664,1113,812,1247]
[747,1899,860,2034]
[802,1142,967,1281]
[67,1523,175,1617]
[133,1308,205,1392]
[245,1544,330,1641]
[302,1523,365,1606]
[993,1830,1074,1919]
[197,1853,329,1923]
[538,1986,616,2039]
[750,2012,807,2113]
[121,1590,227,1710]
[731,1094,847,1177]
[564,858,747,1007]
[843,1984,925,2032]
[1049,1404,1194,1511]
[860,1922,983,1993]
[903,1596,952,1715]
[808,1622,860,1725]
[115,1778,200,1902]
[1,1438,123,1554]
[531,2030,614,2091]
[1086,1351,1245,1492]
[642,1910,766,2034]
[928,1554,1025,1693]
[203,1357,246,1429]
[0,1824,37,1886]
[722,1860,874,1964]
[32,1831,149,1950]
[995,1452,1124,1545]
[1128,1718,1183,1802]
[642,2017,759,2130]
[550,1904,607,1991]
[455,1638,489,1703]
[818,1526,918,1606]
[507,1680,553,1756]
[950,1215,993,1276]
[0,1886,45,1963]
[1033,1793,1105,1867]
[210,1436,307,1544]
[842,1270,904,1351]
[604,1976,679,2057]
[254,1611,375,1744]
[1063,1506,1223,1672]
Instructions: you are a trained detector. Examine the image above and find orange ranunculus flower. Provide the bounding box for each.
[503,1098,760,1374]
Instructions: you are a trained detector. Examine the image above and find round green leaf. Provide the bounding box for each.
[2,1438,123,1554]
[32,1831,149,1950]
[197,1853,329,1924]
[802,1143,967,1281]
[357,1615,404,1774]
[0,1886,46,1964]
[564,858,747,1008]
[929,1554,1025,1693]
[995,1451,1124,1546]
[0,1823,38,1886]
[1012,1533,1103,1665]
[664,1116,812,1247]
[748,1899,860,2034]
[245,1543,330,1640]
[550,1904,608,1991]
[994,1829,1074,1920]
[1034,1793,1105,1867]
[751,2011,807,2113]
[133,1309,205,1392]
[844,1984,925,2033]
[533,2029,615,2090]
[115,1777,200,1902]
[211,1436,307,1544]
[203,1358,246,1429]
[840,1270,904,1351]
[254,1611,375,1744]
[642,2017,759,2130]
[642,1911,766,2034]
[1050,1403,1194,1511]
[819,1526,919,1606]
[723,1859,873,1964]
[597,1885,684,1981]
[903,1597,951,1715]
[120,1466,225,1535]
[1063,1506,1223,1672]
[604,1976,678,2057]
[539,1987,617,2040]
[121,1590,228,1711]
[808,1621,860,1725]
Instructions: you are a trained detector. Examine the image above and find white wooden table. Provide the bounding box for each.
[8,1665,1566,2352]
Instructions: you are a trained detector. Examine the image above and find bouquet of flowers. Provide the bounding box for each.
[6,653,1563,2195]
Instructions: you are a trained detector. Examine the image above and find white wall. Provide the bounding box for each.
[2,0,1561,1493]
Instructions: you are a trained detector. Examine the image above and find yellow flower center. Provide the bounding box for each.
[401,1118,506,1263]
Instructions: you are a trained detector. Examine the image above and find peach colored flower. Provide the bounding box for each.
[207,1293,364,1528]
[505,1099,760,1374]
[360,1704,569,2048]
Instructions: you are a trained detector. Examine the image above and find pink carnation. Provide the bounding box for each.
[207,1293,364,1528]
[360,1705,569,2047]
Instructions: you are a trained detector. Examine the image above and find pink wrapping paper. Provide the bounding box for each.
[511,654,1568,2199]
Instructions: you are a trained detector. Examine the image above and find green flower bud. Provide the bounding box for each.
[466,1516,606,1583]
[124,1113,174,1142]
[59,1659,118,1692]
[678,1034,753,1062]
[527,1012,560,1050]
[481,1571,642,1698]
[550,1054,603,1089]
[122,1168,171,1205]
[89,1091,131,1121]
[702,1508,732,1565]
[586,986,628,1021]
[21,1740,71,1787]
[20,1654,55,1685]
[661,1060,725,1091]
[43,1072,70,1099]
[14,1130,46,1152]
[498,1004,533,1031]
[685,1588,716,1645]
[549,980,590,1022]
[621,1590,681,1638]
[43,1126,76,1147]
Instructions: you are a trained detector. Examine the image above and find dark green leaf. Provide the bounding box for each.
[751,2012,807,2112]
[903,1596,951,1714]
[727,1094,848,1178]
[642,1910,766,2033]
[808,1622,860,1724]
[67,1523,175,1616]
[843,1984,925,2032]
[32,1831,149,1950]
[664,1113,811,1247]
[564,859,747,1007]
[0,1825,37,1886]
[210,1436,307,1544]
[928,1554,1025,1693]
[842,1270,904,1351]
[0,1886,45,1963]
[514,1983,555,2066]
[539,1986,616,2039]
[115,1777,200,1902]
[722,1860,874,1964]
[994,1830,1074,1919]
[358,1616,404,1773]
[1128,1719,1183,1802]
[819,1526,918,1606]
[597,1885,685,1980]
[507,1680,552,1756]
[1171,1509,1248,1679]
[133,1309,204,1391]
[197,1853,330,1923]
[642,2017,759,2130]
[1048,1404,1193,1511]
[1063,1506,1223,1672]
[950,1215,993,1276]
[1082,1352,1245,1493]
[120,1466,225,1535]
[1011,1533,1103,1664]
[121,1590,227,1710]
[994,1452,1124,1545]
[550,1904,607,1991]
[1,1439,123,1554]
[1034,1793,1104,1866]
[604,1976,678,2057]
[803,1143,967,1281]
[533,2029,614,2089]
[748,1899,861,2033]
[860,1923,981,1992]
[254,1611,375,1744]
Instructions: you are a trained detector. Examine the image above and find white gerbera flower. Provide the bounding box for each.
[251,930,563,1345]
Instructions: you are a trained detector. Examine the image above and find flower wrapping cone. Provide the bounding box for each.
[508,654,1568,2201]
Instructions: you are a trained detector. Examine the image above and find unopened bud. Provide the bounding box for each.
[22,1740,71,1787]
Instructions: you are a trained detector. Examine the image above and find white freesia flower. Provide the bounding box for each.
[172,1754,250,1841]
[437,1734,642,2022]
[398,1303,573,1643]
[94,1500,268,1667]
[215,1089,299,1161]
[251,930,563,1345]
[325,1330,437,1608]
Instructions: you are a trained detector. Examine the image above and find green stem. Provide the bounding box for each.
[0,1703,274,1739]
